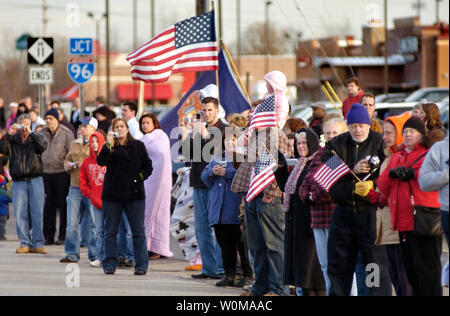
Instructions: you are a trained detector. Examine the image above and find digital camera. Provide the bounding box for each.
[112,132,120,138]
[365,155,381,170]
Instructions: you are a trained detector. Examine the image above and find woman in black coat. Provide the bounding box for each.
[97,118,153,276]
[281,128,326,296]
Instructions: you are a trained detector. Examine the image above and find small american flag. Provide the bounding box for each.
[313,154,351,192]
[246,148,277,203]
[248,96,277,131]
[127,11,218,83]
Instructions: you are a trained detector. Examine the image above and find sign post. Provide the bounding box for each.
[27,37,54,117]
[68,38,94,121]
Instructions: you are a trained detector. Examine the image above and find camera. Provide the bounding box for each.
[365,155,380,170]
[70,162,77,169]
[196,113,202,121]
[218,161,227,168]
[16,124,24,129]
[184,116,192,125]
[112,132,119,138]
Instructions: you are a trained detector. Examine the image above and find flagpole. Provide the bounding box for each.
[222,42,252,104]
[212,0,220,104]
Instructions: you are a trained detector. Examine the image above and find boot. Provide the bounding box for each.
[216,274,235,287]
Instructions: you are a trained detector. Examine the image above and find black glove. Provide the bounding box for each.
[389,167,415,181]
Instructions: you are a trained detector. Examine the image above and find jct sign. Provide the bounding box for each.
[69,38,93,55]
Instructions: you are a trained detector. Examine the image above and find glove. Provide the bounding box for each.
[355,181,374,197]
[367,190,388,208]
[389,167,415,181]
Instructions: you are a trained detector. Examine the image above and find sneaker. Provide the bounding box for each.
[31,247,48,254]
[90,260,102,267]
[216,276,235,287]
[118,257,127,267]
[134,270,147,276]
[16,246,31,254]
[234,276,253,288]
[125,260,135,268]
[60,257,78,263]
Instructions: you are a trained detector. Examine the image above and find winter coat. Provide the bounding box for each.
[378,143,441,232]
[79,132,106,210]
[323,130,385,212]
[39,124,74,174]
[0,188,12,216]
[97,138,153,201]
[0,132,47,181]
[64,138,90,188]
[418,135,449,212]
[201,158,243,226]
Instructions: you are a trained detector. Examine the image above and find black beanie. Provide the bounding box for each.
[403,117,426,135]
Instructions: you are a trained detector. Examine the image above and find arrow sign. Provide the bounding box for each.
[27,37,53,64]
[67,56,95,84]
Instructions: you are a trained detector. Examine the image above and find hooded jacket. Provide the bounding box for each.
[378,143,440,232]
[79,132,106,210]
[342,90,365,119]
[264,71,289,129]
[385,111,412,154]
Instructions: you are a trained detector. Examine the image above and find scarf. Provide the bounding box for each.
[282,154,314,212]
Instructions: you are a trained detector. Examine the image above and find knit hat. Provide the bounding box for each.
[346,103,371,125]
[45,108,59,120]
[402,116,426,135]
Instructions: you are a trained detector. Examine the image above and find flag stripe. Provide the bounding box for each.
[131,65,218,83]
[132,57,218,75]
[132,61,218,80]
[132,47,218,67]
[126,27,175,61]
[246,172,276,202]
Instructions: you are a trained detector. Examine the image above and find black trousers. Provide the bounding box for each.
[214,224,253,278]
[43,172,70,242]
[328,206,392,296]
[385,244,413,296]
[399,231,442,296]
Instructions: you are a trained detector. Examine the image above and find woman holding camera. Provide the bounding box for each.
[97,118,153,275]
[378,117,442,296]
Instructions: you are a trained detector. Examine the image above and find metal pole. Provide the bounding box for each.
[218,0,223,46]
[265,1,272,75]
[151,0,156,106]
[39,84,44,118]
[133,0,138,103]
[105,0,110,106]
[42,0,51,106]
[96,20,100,98]
[384,0,389,94]
[79,85,85,120]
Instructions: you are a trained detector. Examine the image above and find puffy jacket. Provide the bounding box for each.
[378,143,440,232]
[39,125,74,174]
[97,139,152,201]
[79,132,106,210]
[0,132,47,181]
[322,130,385,212]
[342,90,364,119]
[201,158,243,226]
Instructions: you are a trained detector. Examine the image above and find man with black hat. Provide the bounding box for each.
[39,109,75,245]
[323,103,387,296]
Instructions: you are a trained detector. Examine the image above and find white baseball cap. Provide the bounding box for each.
[80,116,98,129]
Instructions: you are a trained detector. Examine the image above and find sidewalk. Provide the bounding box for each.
[0,215,243,296]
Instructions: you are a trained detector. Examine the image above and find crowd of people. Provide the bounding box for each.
[0,71,447,295]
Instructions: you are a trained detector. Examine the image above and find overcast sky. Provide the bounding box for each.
[0,0,448,54]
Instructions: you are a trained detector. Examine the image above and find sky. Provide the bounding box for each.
[0,0,448,55]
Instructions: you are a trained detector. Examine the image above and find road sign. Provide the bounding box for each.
[69,38,93,55]
[67,56,95,84]
[29,66,53,85]
[27,37,53,64]
[16,33,32,50]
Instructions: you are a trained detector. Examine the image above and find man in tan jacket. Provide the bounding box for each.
[39,109,74,245]
[59,117,98,264]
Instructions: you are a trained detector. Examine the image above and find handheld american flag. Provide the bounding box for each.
[246,147,277,203]
[313,154,351,192]
[248,95,277,131]
[127,11,218,83]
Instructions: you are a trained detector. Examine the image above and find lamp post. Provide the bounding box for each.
[87,12,106,99]
[265,0,272,75]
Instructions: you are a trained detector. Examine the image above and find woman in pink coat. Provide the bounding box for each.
[139,113,173,259]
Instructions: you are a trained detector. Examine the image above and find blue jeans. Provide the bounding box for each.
[313,228,331,295]
[103,200,148,272]
[117,213,134,261]
[12,177,45,248]
[245,197,288,296]
[80,211,89,247]
[442,211,449,286]
[193,188,223,276]
[91,205,105,262]
[64,187,96,261]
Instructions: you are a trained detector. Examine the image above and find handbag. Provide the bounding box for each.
[406,153,442,237]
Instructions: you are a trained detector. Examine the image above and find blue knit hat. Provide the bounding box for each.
[347,103,371,125]
[45,108,59,120]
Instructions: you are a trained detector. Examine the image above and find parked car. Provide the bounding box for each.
[375,93,409,103]
[293,102,342,123]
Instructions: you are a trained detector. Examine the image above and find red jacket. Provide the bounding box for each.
[342,90,364,119]
[378,143,440,232]
[79,132,106,210]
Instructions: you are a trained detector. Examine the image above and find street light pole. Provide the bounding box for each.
[265,0,272,75]
[384,0,389,95]
[87,12,105,99]
[105,0,110,107]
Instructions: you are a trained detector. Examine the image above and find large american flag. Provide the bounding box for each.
[313,154,351,192]
[248,96,277,131]
[126,11,218,83]
[246,147,277,203]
